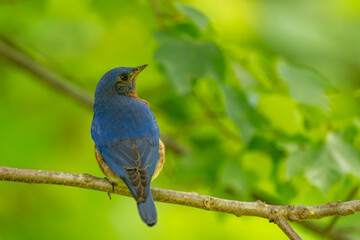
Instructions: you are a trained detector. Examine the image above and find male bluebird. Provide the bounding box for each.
[91,65,165,226]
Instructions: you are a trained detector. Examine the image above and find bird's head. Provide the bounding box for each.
[95,64,148,98]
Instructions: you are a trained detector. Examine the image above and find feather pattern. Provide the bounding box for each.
[91,94,159,202]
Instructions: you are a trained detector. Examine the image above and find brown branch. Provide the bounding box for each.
[273,215,302,240]
[1,166,360,226]
[253,193,352,240]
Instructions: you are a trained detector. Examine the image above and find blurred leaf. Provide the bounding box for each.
[276,182,297,201]
[287,132,360,194]
[221,85,258,144]
[258,94,304,135]
[175,2,210,31]
[248,53,274,89]
[156,91,192,124]
[344,124,359,145]
[299,105,327,130]
[232,62,259,90]
[330,92,360,120]
[326,132,360,176]
[220,163,253,197]
[248,136,285,161]
[155,36,225,94]
[155,22,202,39]
[304,147,342,195]
[287,145,319,179]
[277,59,330,111]
[242,151,273,194]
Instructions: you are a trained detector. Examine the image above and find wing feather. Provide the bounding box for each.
[91,96,159,202]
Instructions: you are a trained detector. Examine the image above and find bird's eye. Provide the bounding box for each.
[120,74,128,81]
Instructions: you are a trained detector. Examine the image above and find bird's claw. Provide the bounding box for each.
[105,177,116,200]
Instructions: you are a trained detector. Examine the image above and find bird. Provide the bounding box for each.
[91,65,165,226]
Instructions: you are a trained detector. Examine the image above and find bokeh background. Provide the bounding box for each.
[1,0,360,239]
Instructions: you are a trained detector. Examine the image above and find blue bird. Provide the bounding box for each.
[91,65,165,226]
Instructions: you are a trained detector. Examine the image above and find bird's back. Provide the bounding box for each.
[91,95,159,201]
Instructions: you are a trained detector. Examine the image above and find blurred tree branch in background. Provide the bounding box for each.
[1,166,360,240]
[0,37,93,107]
[0,37,186,155]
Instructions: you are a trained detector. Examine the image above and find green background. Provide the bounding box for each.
[0,0,360,239]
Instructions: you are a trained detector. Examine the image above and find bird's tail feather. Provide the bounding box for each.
[137,190,157,226]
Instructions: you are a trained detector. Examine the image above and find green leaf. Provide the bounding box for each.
[287,145,320,178]
[326,132,360,177]
[304,145,343,194]
[258,94,305,135]
[277,59,329,111]
[175,2,210,31]
[232,62,259,90]
[220,163,252,196]
[154,37,225,94]
[248,53,274,89]
[330,92,360,120]
[287,132,360,194]
[221,85,257,144]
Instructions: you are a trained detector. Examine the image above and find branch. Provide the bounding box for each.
[273,215,302,240]
[253,193,353,240]
[1,166,360,223]
[0,41,94,107]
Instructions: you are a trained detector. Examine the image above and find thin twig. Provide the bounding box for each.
[1,166,360,224]
[299,222,351,240]
[0,41,94,107]
[273,215,302,240]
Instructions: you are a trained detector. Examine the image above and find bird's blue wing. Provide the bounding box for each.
[91,96,159,201]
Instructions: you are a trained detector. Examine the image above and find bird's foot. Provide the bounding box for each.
[105,177,116,200]
[108,192,112,200]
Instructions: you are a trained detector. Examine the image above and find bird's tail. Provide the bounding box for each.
[137,190,157,226]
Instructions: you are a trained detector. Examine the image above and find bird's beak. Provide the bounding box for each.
[130,64,148,80]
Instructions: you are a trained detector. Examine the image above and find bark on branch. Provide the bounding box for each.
[1,166,359,224]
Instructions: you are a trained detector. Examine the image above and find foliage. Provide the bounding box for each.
[0,0,359,239]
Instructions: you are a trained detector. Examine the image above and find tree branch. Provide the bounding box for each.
[1,166,359,225]
[0,41,94,108]
[253,193,353,240]
[273,215,302,240]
